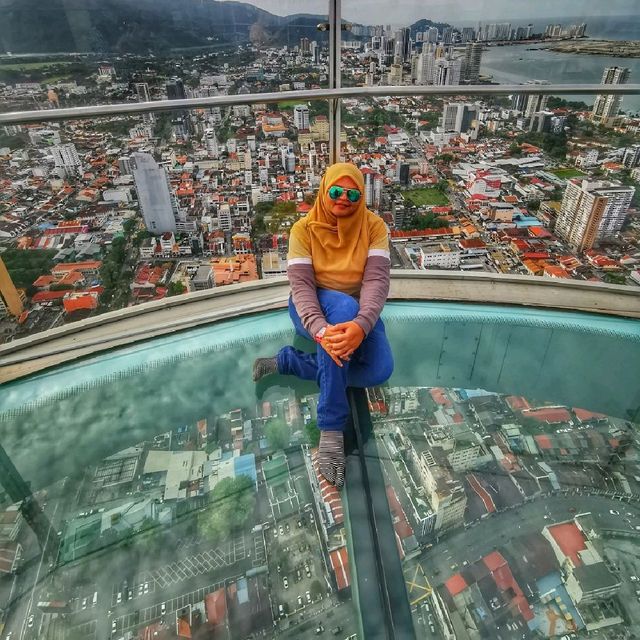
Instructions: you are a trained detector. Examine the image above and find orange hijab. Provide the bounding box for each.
[306,162,373,295]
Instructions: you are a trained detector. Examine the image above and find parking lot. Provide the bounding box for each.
[109,534,252,607]
[66,618,96,640]
[114,577,241,634]
[267,512,327,623]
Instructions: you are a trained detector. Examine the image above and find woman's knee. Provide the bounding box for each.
[318,289,360,324]
[371,355,394,386]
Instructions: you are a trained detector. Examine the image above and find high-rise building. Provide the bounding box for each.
[461,27,475,43]
[132,153,177,235]
[299,37,311,55]
[426,27,439,43]
[433,56,462,86]
[462,42,482,84]
[555,179,635,251]
[523,81,550,118]
[285,152,296,174]
[166,78,187,101]
[442,103,479,134]
[529,111,554,133]
[623,145,640,169]
[135,82,154,124]
[205,130,220,159]
[51,143,81,177]
[441,27,453,45]
[293,104,310,131]
[310,40,320,64]
[592,66,630,123]
[0,258,23,318]
[417,43,436,85]
[118,156,133,175]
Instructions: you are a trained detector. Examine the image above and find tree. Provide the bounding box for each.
[305,420,320,448]
[200,476,255,542]
[168,281,186,296]
[310,579,323,600]
[265,419,290,450]
[403,212,448,231]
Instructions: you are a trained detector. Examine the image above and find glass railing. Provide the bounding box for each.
[0,311,360,640]
[364,301,640,639]
[0,300,638,639]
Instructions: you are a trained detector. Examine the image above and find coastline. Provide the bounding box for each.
[540,39,640,58]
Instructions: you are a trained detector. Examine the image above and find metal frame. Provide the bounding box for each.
[1,84,639,125]
[328,0,342,164]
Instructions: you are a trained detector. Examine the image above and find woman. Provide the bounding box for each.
[253,162,394,489]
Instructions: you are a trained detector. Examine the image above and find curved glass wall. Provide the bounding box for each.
[0,302,638,639]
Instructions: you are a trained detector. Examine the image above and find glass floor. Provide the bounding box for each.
[0,301,639,640]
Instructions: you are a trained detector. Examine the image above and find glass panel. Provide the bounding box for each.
[0,102,330,342]
[365,300,640,638]
[0,312,360,639]
[341,87,640,287]
[0,1,329,114]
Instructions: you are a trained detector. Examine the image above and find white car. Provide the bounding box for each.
[279,525,284,536]
[27,616,34,629]
[116,592,122,604]
[306,590,311,603]
[610,509,620,515]
[144,582,149,594]
[160,602,166,615]
[111,620,117,635]
[283,577,289,589]
[81,598,87,610]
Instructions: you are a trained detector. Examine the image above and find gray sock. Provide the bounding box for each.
[318,430,345,490]
[252,357,278,382]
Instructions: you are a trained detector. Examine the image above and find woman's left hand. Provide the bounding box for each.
[325,321,365,359]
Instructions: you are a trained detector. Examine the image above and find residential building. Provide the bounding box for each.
[461,42,482,84]
[261,252,288,278]
[591,66,630,123]
[555,179,635,251]
[51,143,81,177]
[442,103,479,135]
[293,104,310,130]
[191,265,214,290]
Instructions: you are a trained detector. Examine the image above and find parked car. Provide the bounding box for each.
[306,590,311,603]
[283,577,289,589]
[160,602,166,615]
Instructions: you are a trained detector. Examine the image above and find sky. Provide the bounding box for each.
[222,0,638,25]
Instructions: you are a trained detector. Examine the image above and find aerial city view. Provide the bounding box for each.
[0,0,639,638]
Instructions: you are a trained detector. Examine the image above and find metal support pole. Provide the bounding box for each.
[328,0,341,165]
[0,445,56,558]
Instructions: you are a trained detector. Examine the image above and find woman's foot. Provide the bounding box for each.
[318,430,345,489]
[252,356,278,382]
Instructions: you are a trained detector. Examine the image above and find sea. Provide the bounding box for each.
[477,14,640,113]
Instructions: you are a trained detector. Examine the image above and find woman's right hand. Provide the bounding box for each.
[320,325,344,367]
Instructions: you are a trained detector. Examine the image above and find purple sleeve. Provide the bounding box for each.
[353,256,390,336]
[288,263,327,338]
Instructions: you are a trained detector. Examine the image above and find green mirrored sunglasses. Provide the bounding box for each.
[327,185,362,202]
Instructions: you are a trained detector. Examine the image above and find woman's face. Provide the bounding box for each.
[325,175,362,218]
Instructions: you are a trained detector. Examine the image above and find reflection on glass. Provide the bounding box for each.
[366,301,640,639]
[0,314,358,639]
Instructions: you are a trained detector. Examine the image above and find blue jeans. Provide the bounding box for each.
[277,289,394,432]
